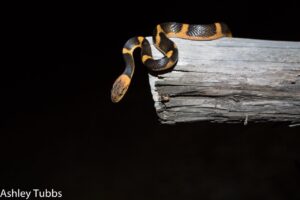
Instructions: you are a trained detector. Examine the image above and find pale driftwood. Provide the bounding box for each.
[147,37,300,125]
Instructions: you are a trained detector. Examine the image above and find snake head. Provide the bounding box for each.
[111,74,131,103]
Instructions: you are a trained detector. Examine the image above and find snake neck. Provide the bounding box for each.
[111,36,144,103]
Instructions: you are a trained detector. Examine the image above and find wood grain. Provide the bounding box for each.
[147,37,300,125]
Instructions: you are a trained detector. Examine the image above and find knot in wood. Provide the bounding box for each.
[160,94,170,103]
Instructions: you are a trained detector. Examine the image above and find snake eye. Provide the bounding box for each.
[111,74,131,103]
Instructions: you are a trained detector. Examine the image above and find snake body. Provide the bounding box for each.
[111,22,231,103]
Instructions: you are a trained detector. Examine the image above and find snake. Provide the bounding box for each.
[111,22,231,103]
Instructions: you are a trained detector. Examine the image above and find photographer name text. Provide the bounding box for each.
[0,189,62,199]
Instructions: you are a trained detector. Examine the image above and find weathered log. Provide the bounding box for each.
[148,37,300,125]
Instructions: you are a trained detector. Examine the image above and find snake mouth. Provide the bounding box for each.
[111,74,131,103]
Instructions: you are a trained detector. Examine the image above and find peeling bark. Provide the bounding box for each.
[148,37,300,125]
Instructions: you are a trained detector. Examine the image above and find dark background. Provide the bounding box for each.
[1,1,300,199]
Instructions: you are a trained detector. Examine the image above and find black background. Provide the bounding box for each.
[1,1,300,199]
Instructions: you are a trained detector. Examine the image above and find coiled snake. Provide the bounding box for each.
[111,22,231,103]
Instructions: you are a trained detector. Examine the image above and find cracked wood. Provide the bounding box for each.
[147,37,300,125]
